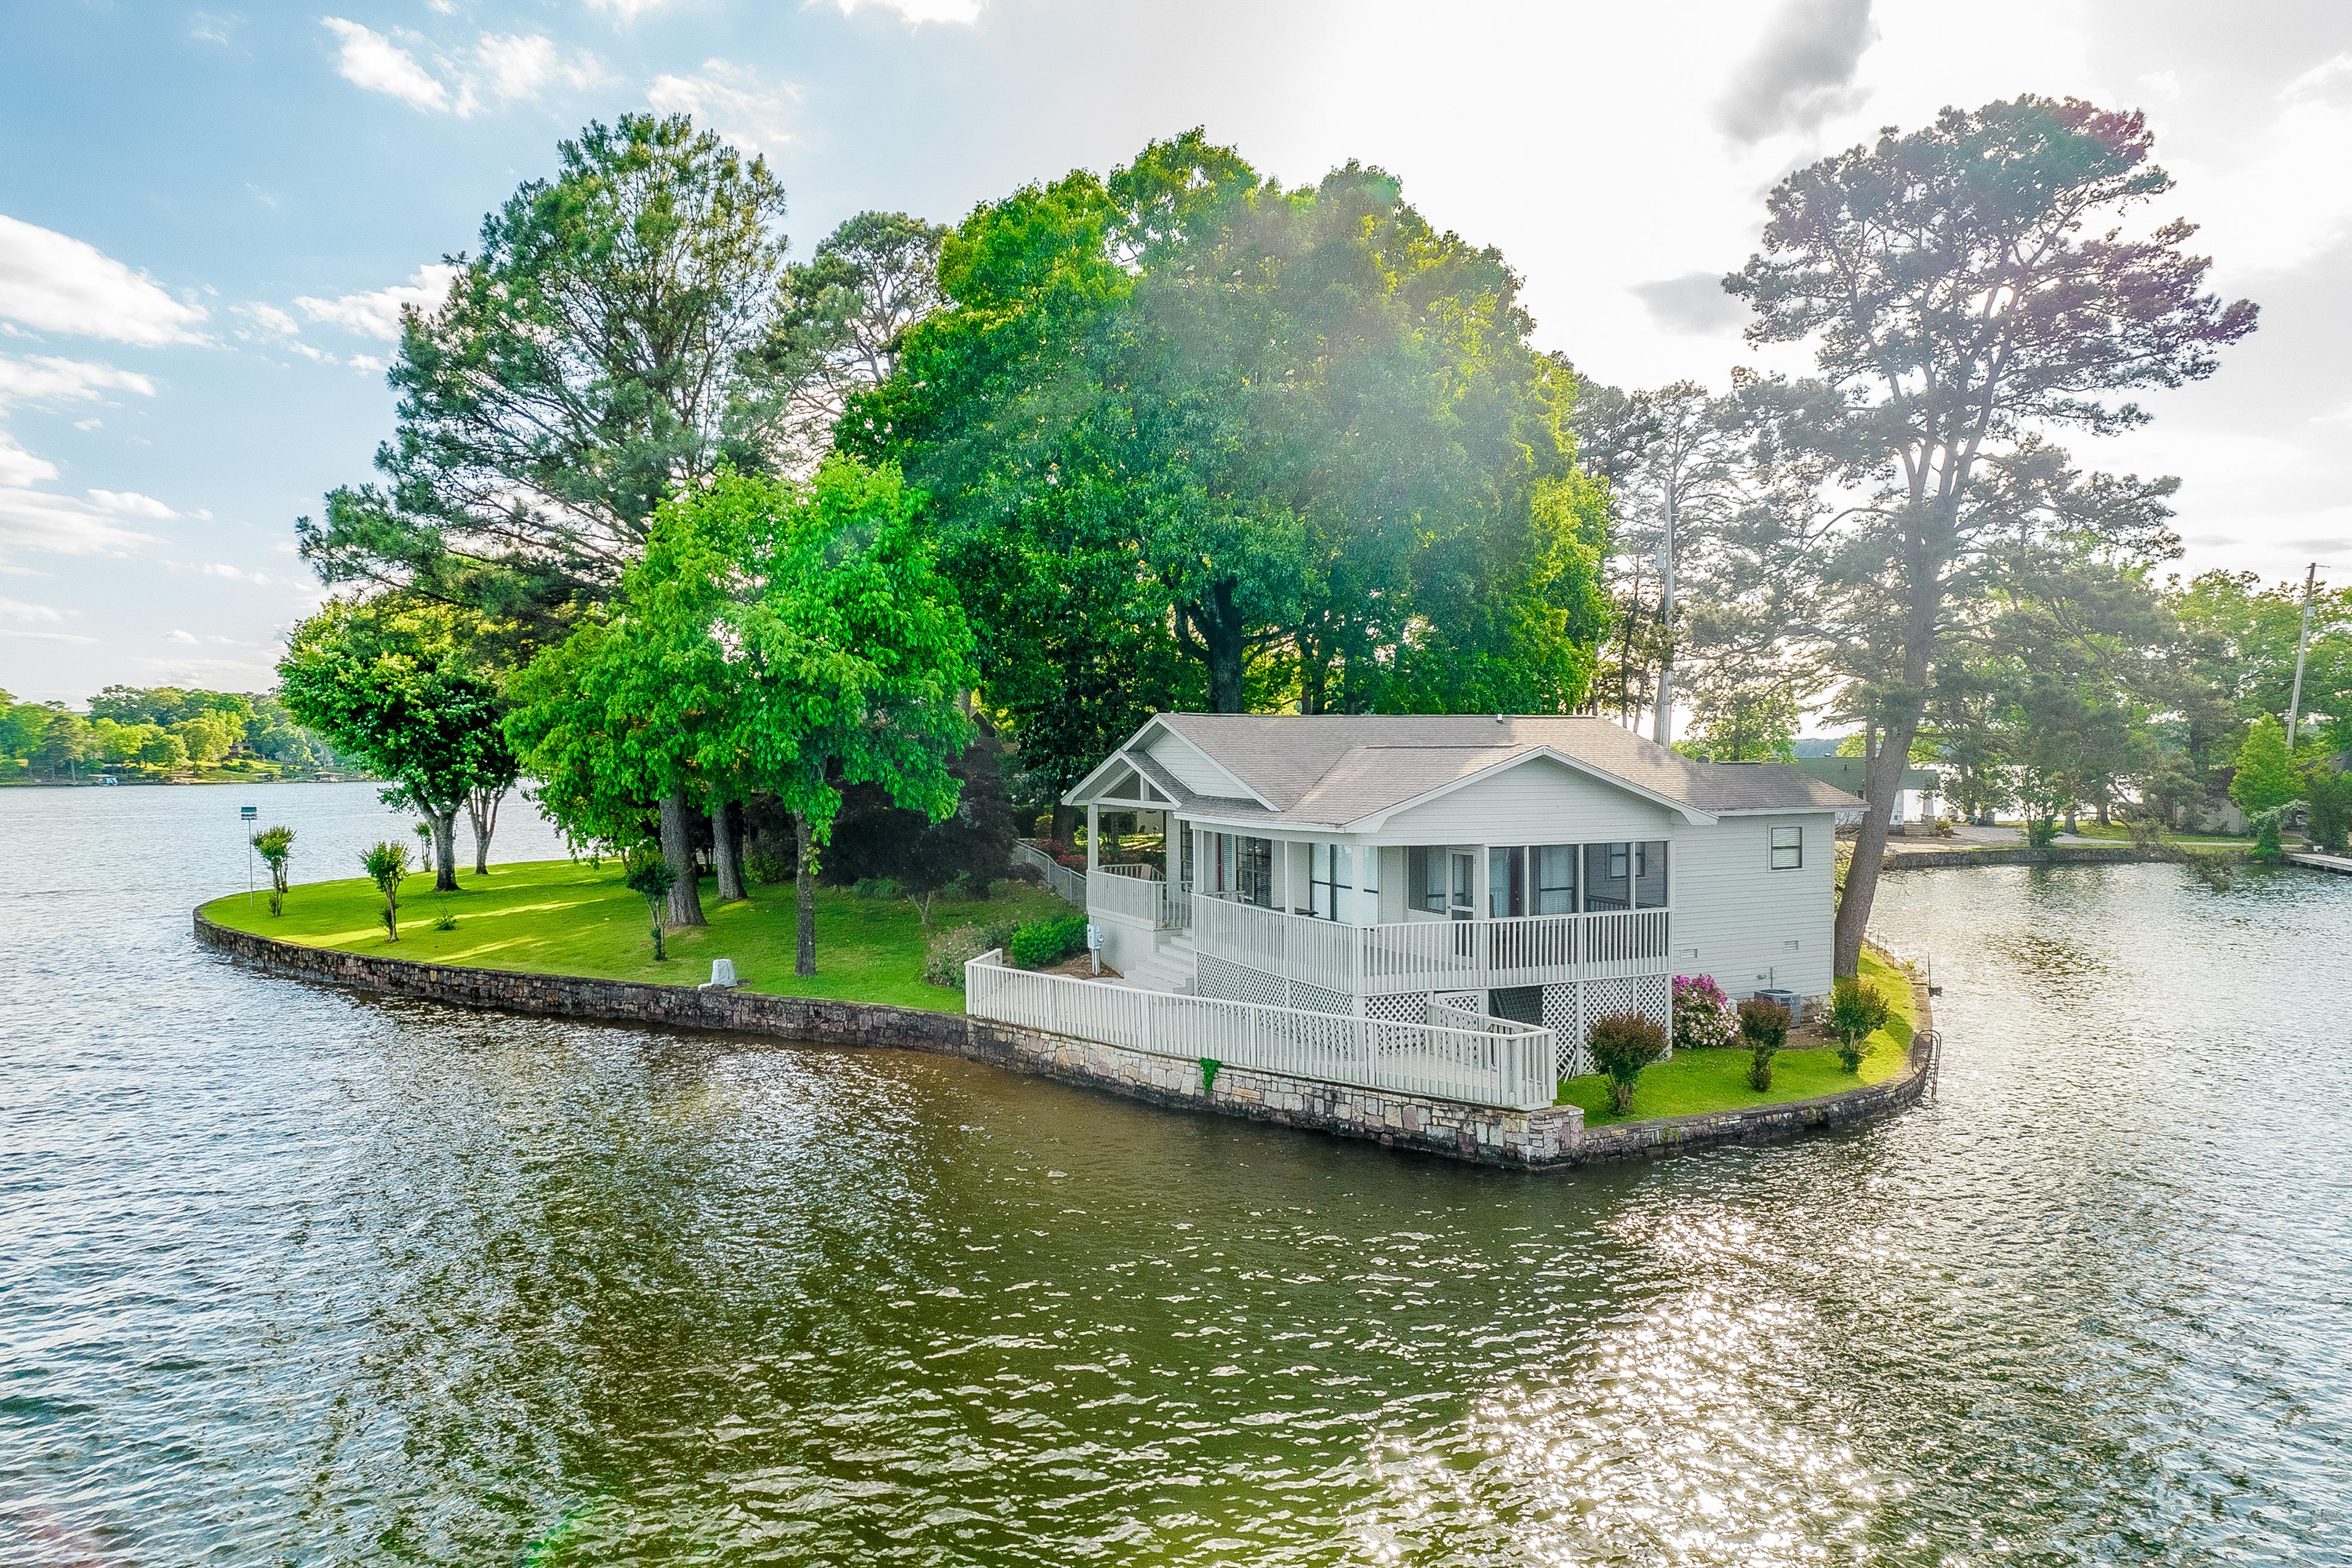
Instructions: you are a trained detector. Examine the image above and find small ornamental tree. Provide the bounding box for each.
[251,825,295,917]
[361,839,411,941]
[1827,979,1890,1073]
[2230,716,2299,819]
[1738,997,1790,1090]
[2306,768,2351,855]
[1587,1011,1669,1114]
[624,844,678,961]
[1672,974,1739,1052]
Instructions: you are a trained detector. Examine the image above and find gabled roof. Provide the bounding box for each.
[1792,756,1943,794]
[1065,713,1860,827]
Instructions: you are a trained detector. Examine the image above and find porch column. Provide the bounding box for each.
[1086,803,1099,876]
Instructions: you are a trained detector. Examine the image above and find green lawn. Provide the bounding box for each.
[202,857,1069,1012]
[1557,949,1920,1124]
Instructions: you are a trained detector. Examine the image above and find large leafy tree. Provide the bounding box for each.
[751,210,947,469]
[509,459,975,973]
[279,601,520,892]
[850,131,1608,796]
[1728,96,2258,976]
[297,114,797,634]
[2170,570,2352,758]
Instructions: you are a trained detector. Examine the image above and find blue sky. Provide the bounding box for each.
[3,0,2349,702]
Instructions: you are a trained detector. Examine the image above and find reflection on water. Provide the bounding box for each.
[4,788,2350,1563]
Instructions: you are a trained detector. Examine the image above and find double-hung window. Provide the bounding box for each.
[1309,842,1353,920]
[1770,825,1803,870]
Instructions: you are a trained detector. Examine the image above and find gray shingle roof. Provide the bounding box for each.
[1115,713,1859,825]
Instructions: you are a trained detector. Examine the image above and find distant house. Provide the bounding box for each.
[1051,715,1856,1075]
[1791,756,1943,832]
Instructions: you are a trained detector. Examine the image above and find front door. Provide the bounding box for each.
[1449,852,1476,922]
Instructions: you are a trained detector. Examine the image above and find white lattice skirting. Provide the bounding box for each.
[1198,955,1361,1018]
[1543,975,1672,1080]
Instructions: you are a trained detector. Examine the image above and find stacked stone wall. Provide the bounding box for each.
[195,912,1935,1169]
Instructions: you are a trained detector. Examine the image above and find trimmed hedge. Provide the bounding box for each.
[1008,913,1090,969]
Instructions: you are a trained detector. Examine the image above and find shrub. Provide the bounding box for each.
[925,919,1021,987]
[2308,771,2351,855]
[623,844,677,961]
[745,844,794,887]
[1672,973,1738,1052]
[2024,816,2059,850]
[852,876,902,901]
[1008,913,1090,969]
[1587,1011,1668,1114]
[1827,978,1890,1072]
[1737,997,1789,1090]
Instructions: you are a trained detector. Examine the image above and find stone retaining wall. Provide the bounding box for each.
[1883,842,2177,871]
[194,911,1934,1169]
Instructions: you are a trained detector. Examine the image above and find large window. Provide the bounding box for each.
[1534,844,1577,914]
[1634,841,1668,908]
[1310,842,1351,920]
[1235,835,1273,907]
[1584,842,1631,910]
[1770,825,1803,870]
[1408,846,1446,912]
[1488,845,1525,918]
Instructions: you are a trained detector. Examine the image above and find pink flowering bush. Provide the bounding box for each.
[1672,973,1740,1052]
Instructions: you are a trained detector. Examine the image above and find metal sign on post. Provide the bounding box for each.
[241,805,258,907]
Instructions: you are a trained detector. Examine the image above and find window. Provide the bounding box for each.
[1236,835,1274,906]
[1584,842,1631,911]
[1534,844,1577,914]
[1310,841,1353,920]
[1488,845,1525,918]
[1408,847,1448,913]
[1634,841,1669,908]
[1770,825,1803,871]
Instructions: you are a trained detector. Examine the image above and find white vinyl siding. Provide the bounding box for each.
[1666,813,1835,1004]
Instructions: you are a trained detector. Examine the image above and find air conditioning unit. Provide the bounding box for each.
[1752,987,1800,1020]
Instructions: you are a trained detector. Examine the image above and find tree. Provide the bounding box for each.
[1676,668,1798,762]
[823,729,1018,924]
[1728,96,2258,976]
[623,844,677,960]
[174,710,240,765]
[280,599,520,893]
[751,210,947,469]
[297,114,798,634]
[853,131,1608,793]
[2230,715,2299,817]
[1826,979,1889,1072]
[509,458,977,973]
[361,840,411,940]
[2171,570,2352,757]
[251,826,296,917]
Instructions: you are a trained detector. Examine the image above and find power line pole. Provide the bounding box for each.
[2286,561,2318,750]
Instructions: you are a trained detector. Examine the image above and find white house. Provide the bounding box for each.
[1055,713,1855,1084]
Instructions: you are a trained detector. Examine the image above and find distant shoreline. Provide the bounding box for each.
[1,774,370,789]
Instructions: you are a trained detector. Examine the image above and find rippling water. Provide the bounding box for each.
[4,783,2349,1565]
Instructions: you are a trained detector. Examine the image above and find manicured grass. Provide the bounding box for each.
[202,857,1069,1012]
[1557,949,1920,1124]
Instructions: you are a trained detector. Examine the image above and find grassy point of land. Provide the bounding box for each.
[1557,949,1920,1124]
[201,856,1068,1013]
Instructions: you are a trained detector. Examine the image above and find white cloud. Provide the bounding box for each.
[163,627,200,644]
[348,353,388,374]
[585,0,678,19]
[478,32,558,98]
[87,489,178,519]
[0,627,98,644]
[0,432,57,488]
[295,264,462,339]
[818,0,985,22]
[0,595,65,623]
[2177,52,2352,280]
[0,215,209,346]
[0,485,164,558]
[0,355,157,406]
[648,61,801,156]
[72,417,100,432]
[162,559,273,585]
[238,302,301,337]
[2138,69,2181,100]
[321,18,459,113]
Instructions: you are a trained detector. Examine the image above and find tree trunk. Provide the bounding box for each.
[710,788,745,902]
[431,809,459,893]
[793,810,817,977]
[465,786,504,876]
[1655,488,1675,746]
[2064,806,2079,835]
[1051,805,1078,846]
[722,799,749,898]
[659,788,707,928]
[1186,580,1249,713]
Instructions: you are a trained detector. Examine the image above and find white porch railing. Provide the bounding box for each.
[966,950,1554,1111]
[1088,862,1194,931]
[1196,894,1669,996]
[1012,840,1086,908]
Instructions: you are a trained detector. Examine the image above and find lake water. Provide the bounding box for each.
[4,782,2349,1565]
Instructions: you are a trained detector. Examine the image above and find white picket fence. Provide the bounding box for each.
[966,949,1555,1111]
[1011,840,1086,907]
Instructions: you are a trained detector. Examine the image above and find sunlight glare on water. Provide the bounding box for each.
[3,783,2350,1564]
